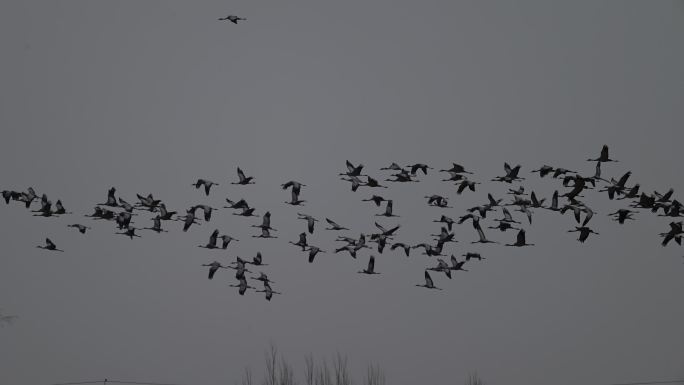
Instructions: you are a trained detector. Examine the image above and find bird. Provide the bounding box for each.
[193,179,219,196]
[494,207,520,224]
[587,144,618,162]
[202,261,227,279]
[660,222,684,246]
[297,213,319,234]
[385,170,419,183]
[219,235,239,249]
[325,218,349,231]
[178,210,200,232]
[376,200,398,217]
[552,168,577,178]
[225,198,250,210]
[441,171,466,182]
[198,229,220,249]
[456,178,480,194]
[507,186,526,196]
[191,204,217,222]
[531,165,555,178]
[282,181,306,205]
[492,163,524,183]
[433,215,456,231]
[253,227,277,239]
[36,238,63,252]
[390,242,411,257]
[472,223,498,244]
[529,192,546,208]
[488,221,519,232]
[358,255,380,274]
[415,271,442,290]
[98,187,118,207]
[234,207,258,217]
[340,160,366,177]
[413,242,445,257]
[426,259,452,279]
[365,176,388,189]
[462,252,485,261]
[135,193,161,211]
[218,15,246,24]
[255,283,282,301]
[143,216,168,233]
[380,162,403,171]
[1,190,20,204]
[53,200,71,215]
[289,232,308,251]
[252,211,276,231]
[117,198,135,213]
[230,278,255,296]
[406,163,432,175]
[545,190,561,212]
[425,195,450,207]
[362,195,387,206]
[506,229,534,247]
[67,224,90,234]
[305,246,325,263]
[340,175,364,191]
[251,272,275,284]
[449,255,469,272]
[116,227,141,240]
[157,203,177,220]
[431,227,455,244]
[439,163,473,174]
[567,226,599,243]
[232,167,255,185]
[249,252,267,266]
[334,245,358,259]
[374,222,401,237]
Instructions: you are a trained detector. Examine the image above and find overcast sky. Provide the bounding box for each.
[1,1,684,385]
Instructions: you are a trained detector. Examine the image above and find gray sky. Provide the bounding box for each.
[1,1,684,385]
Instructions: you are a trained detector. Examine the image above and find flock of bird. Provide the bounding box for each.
[5,15,684,298]
[3,144,683,297]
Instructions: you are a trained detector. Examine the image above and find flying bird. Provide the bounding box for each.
[587,144,618,163]
[358,255,380,275]
[36,238,63,252]
[193,179,219,196]
[325,218,349,231]
[415,271,442,290]
[232,167,255,185]
[218,15,246,24]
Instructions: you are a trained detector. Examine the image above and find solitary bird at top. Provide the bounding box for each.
[218,15,246,24]
[587,144,618,163]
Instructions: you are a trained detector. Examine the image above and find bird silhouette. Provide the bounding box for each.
[415,271,442,290]
[587,144,618,162]
[218,15,246,24]
[232,167,255,185]
[193,179,219,196]
[358,255,380,275]
[325,218,349,231]
[36,238,63,252]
